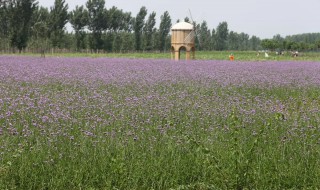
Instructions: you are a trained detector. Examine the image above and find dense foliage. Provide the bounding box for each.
[261,33,320,52]
[0,0,319,53]
[0,0,37,52]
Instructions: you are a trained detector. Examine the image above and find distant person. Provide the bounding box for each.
[276,50,283,56]
[229,53,234,61]
[291,51,299,57]
[265,52,269,58]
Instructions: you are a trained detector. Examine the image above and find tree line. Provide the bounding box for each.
[1,0,319,53]
[261,33,320,52]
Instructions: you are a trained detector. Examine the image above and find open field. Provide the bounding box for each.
[1,56,320,189]
[3,50,320,61]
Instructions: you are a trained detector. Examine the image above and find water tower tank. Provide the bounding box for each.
[171,22,196,61]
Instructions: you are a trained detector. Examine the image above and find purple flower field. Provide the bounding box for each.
[1,56,320,87]
[1,55,320,189]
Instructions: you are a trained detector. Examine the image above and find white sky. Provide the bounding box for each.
[38,0,320,39]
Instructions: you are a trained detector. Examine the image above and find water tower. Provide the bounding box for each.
[171,22,195,61]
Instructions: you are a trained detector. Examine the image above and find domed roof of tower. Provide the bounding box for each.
[171,22,194,30]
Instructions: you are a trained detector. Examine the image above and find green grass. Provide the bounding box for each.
[1,80,320,189]
[3,50,320,61]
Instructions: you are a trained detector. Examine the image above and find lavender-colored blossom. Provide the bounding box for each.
[0,55,319,148]
[0,56,320,87]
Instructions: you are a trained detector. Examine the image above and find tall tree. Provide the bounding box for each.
[86,0,107,50]
[158,11,171,51]
[249,35,261,51]
[199,21,211,50]
[227,31,239,50]
[210,28,216,50]
[32,21,49,56]
[69,5,88,50]
[134,6,147,51]
[31,6,50,38]
[261,39,277,51]
[0,1,10,50]
[49,0,69,48]
[316,40,320,50]
[194,23,201,50]
[108,6,123,32]
[120,12,133,32]
[31,6,50,55]
[121,32,134,51]
[272,34,284,50]
[8,0,38,52]
[112,33,122,52]
[31,6,50,30]
[143,11,156,50]
[215,21,229,51]
[0,1,8,34]
[238,32,250,51]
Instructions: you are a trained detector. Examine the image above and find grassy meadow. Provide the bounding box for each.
[10,50,320,61]
[1,55,320,189]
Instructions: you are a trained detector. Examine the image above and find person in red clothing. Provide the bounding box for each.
[229,53,234,61]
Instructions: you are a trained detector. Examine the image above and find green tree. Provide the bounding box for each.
[49,0,69,48]
[285,33,320,44]
[86,0,107,50]
[261,39,277,51]
[194,23,200,50]
[158,11,171,51]
[316,40,320,50]
[273,34,284,42]
[7,0,37,52]
[215,21,229,51]
[0,1,8,32]
[112,33,122,52]
[227,31,239,50]
[249,35,261,51]
[298,42,308,51]
[143,11,156,50]
[102,32,113,51]
[69,5,88,50]
[0,1,10,50]
[31,6,50,28]
[28,6,50,55]
[210,28,216,50]
[119,12,133,32]
[238,32,250,51]
[272,34,284,50]
[121,32,134,52]
[198,21,211,51]
[32,21,49,56]
[134,6,147,51]
[108,6,123,32]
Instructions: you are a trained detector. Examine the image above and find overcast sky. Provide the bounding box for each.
[38,0,320,39]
